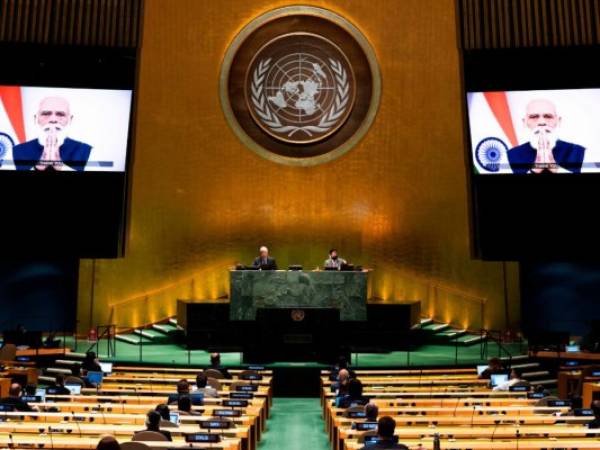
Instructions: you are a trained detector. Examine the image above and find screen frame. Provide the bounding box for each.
[490,373,509,388]
[460,46,600,260]
[464,87,600,177]
[0,42,138,258]
[0,84,134,174]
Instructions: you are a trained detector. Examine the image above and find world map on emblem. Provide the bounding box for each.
[246,33,356,144]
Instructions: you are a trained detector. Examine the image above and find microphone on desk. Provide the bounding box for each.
[470,405,476,428]
[100,406,107,425]
[71,411,83,437]
[47,424,55,449]
[8,432,14,449]
[439,386,449,408]
[90,405,106,424]
[131,386,141,405]
[490,419,501,443]
[452,396,460,417]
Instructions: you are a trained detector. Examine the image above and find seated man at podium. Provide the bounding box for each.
[324,248,347,270]
[252,246,278,270]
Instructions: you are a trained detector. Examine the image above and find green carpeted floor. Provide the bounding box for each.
[68,337,525,367]
[258,398,330,450]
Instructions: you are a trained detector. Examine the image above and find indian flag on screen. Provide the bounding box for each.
[467,91,518,174]
[0,86,26,169]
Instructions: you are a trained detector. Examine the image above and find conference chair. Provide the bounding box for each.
[239,369,259,378]
[159,419,178,428]
[343,405,366,418]
[211,416,234,426]
[121,442,151,450]
[229,381,250,391]
[207,377,222,390]
[64,375,85,386]
[204,368,224,379]
[535,395,559,407]
[132,431,168,442]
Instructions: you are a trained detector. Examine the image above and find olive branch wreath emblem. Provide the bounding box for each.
[250,57,350,138]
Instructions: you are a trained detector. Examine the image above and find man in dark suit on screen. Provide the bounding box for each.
[252,245,277,270]
[13,96,91,171]
[508,99,585,174]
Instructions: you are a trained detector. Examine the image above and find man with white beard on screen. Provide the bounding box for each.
[13,96,92,171]
[507,98,585,174]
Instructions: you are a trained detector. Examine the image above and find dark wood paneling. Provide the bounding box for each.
[0,0,142,47]
[458,0,600,49]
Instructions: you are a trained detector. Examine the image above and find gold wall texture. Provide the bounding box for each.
[77,0,520,334]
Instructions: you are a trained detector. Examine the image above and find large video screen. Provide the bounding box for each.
[0,85,132,172]
[467,89,600,175]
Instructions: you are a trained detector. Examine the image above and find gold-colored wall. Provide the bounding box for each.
[77,0,520,334]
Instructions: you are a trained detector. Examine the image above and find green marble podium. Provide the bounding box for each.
[229,270,368,321]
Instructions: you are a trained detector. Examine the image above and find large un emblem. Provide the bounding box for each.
[220,6,380,166]
[247,33,355,144]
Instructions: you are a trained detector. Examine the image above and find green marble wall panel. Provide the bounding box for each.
[229,270,368,321]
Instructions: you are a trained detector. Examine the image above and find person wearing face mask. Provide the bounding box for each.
[13,96,92,171]
[324,248,347,270]
[507,98,585,174]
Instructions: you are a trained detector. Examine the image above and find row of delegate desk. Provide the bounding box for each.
[531,350,600,408]
[0,363,273,450]
[320,367,600,450]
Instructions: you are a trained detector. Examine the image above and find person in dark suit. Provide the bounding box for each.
[252,246,277,270]
[478,357,504,380]
[155,404,171,422]
[0,383,35,412]
[177,395,201,416]
[166,379,191,404]
[208,352,232,379]
[81,351,102,373]
[359,416,408,450]
[365,403,379,422]
[329,355,356,381]
[12,96,91,171]
[136,410,172,441]
[508,99,585,174]
[337,378,368,408]
[52,374,72,395]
